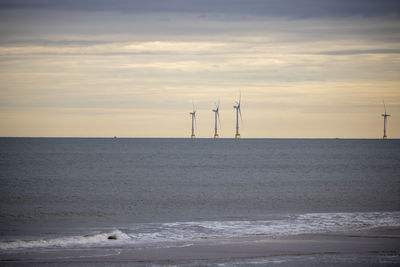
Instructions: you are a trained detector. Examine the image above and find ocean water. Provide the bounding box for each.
[0,138,399,250]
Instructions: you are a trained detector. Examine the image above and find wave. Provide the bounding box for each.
[127,211,400,243]
[1,211,399,250]
[0,230,130,250]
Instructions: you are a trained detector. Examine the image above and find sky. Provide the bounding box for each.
[0,0,399,138]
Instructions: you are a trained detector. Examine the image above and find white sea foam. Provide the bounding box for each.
[0,230,129,250]
[1,211,399,250]
[127,211,400,243]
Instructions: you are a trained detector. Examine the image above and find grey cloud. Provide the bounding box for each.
[317,49,400,55]
[1,12,398,46]
[0,39,110,46]
[0,0,399,18]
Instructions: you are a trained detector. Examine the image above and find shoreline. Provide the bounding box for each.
[1,228,400,266]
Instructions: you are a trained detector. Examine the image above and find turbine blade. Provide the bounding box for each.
[217,112,221,128]
[383,99,387,114]
[239,107,242,121]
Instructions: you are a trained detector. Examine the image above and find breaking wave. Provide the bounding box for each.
[0,230,129,250]
[1,211,399,250]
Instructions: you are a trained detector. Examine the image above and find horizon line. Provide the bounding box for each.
[0,136,398,140]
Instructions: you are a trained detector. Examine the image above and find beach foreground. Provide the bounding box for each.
[1,228,400,266]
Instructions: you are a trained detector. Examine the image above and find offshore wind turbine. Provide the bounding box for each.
[233,94,242,139]
[382,100,391,139]
[190,104,197,139]
[212,101,221,138]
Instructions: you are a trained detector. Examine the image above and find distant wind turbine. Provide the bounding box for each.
[233,94,242,139]
[382,100,391,139]
[190,103,197,139]
[212,101,221,139]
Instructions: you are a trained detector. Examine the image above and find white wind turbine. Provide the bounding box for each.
[212,101,221,139]
[382,100,391,139]
[233,94,242,139]
[190,103,197,139]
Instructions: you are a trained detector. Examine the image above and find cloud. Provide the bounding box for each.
[317,49,400,55]
[0,41,229,56]
[0,0,399,18]
[0,1,399,137]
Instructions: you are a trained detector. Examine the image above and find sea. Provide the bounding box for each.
[0,138,399,264]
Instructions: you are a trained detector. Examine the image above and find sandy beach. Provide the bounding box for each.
[1,228,400,266]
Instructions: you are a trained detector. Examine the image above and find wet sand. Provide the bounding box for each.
[1,228,400,266]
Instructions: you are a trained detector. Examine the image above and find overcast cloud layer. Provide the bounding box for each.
[1,0,400,17]
[0,0,399,138]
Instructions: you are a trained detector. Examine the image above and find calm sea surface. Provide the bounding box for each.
[0,138,399,250]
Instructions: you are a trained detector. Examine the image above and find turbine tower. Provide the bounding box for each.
[212,101,221,139]
[190,104,196,139]
[382,101,391,139]
[233,94,242,139]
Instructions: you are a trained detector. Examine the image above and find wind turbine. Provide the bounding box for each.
[190,103,197,139]
[212,101,221,139]
[233,94,242,139]
[382,100,391,139]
